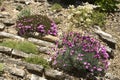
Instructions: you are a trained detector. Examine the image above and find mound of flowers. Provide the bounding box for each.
[51,32,109,76]
[16,15,57,37]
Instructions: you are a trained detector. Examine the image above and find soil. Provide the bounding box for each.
[105,10,120,78]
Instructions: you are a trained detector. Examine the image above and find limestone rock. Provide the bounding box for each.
[0,23,5,31]
[106,46,114,58]
[31,74,47,80]
[0,77,4,80]
[0,46,12,53]
[9,67,25,77]
[11,49,29,58]
[94,26,116,49]
[0,12,10,18]
[26,63,43,76]
[42,35,59,43]
[38,46,49,54]
[14,0,33,5]
[45,69,64,80]
[0,14,5,18]
[28,38,55,47]
[0,32,24,41]
[3,19,15,26]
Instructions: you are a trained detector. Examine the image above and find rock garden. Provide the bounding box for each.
[0,0,120,80]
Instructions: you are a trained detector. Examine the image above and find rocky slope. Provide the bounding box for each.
[0,0,120,80]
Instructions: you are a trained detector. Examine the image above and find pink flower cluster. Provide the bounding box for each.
[51,32,109,75]
[16,15,57,36]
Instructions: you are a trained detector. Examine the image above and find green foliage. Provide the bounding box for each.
[51,3,62,11]
[25,56,50,68]
[90,11,106,27]
[18,8,31,19]
[0,40,39,54]
[52,0,119,12]
[0,63,4,75]
[53,18,61,24]
[0,39,18,48]
[95,0,120,12]
[52,32,109,76]
[16,5,23,11]
[0,0,3,6]
[68,4,106,28]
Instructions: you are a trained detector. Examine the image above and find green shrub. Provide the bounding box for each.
[18,8,31,19]
[51,3,62,11]
[95,0,120,12]
[91,11,106,27]
[0,63,4,75]
[68,4,106,28]
[52,0,119,12]
[16,15,57,37]
[0,0,3,6]
[25,56,50,68]
[0,40,39,54]
[51,32,109,76]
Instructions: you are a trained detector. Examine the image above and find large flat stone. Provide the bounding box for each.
[45,69,64,80]
[28,38,55,47]
[26,63,44,76]
[0,23,5,31]
[2,58,44,75]
[11,49,29,58]
[0,32,24,41]
[31,74,47,80]
[9,67,25,77]
[94,26,116,49]
[0,46,12,53]
[3,19,15,26]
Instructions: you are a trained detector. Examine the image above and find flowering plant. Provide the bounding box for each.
[67,4,106,28]
[51,32,109,76]
[16,15,57,37]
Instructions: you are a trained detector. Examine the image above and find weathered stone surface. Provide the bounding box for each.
[0,77,4,80]
[2,57,44,75]
[9,67,25,77]
[42,35,59,43]
[94,26,116,49]
[105,73,120,80]
[31,74,47,80]
[38,46,49,54]
[45,69,64,80]
[28,38,55,47]
[0,32,24,41]
[11,49,29,58]
[3,19,15,26]
[14,0,33,4]
[0,14,5,18]
[0,23,5,31]
[26,63,43,75]
[0,12,10,18]
[106,46,114,58]
[0,46,12,53]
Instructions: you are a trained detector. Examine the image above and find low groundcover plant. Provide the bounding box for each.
[16,15,57,37]
[51,32,109,76]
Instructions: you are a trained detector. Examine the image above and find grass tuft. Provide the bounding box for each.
[25,56,50,68]
[0,40,39,54]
